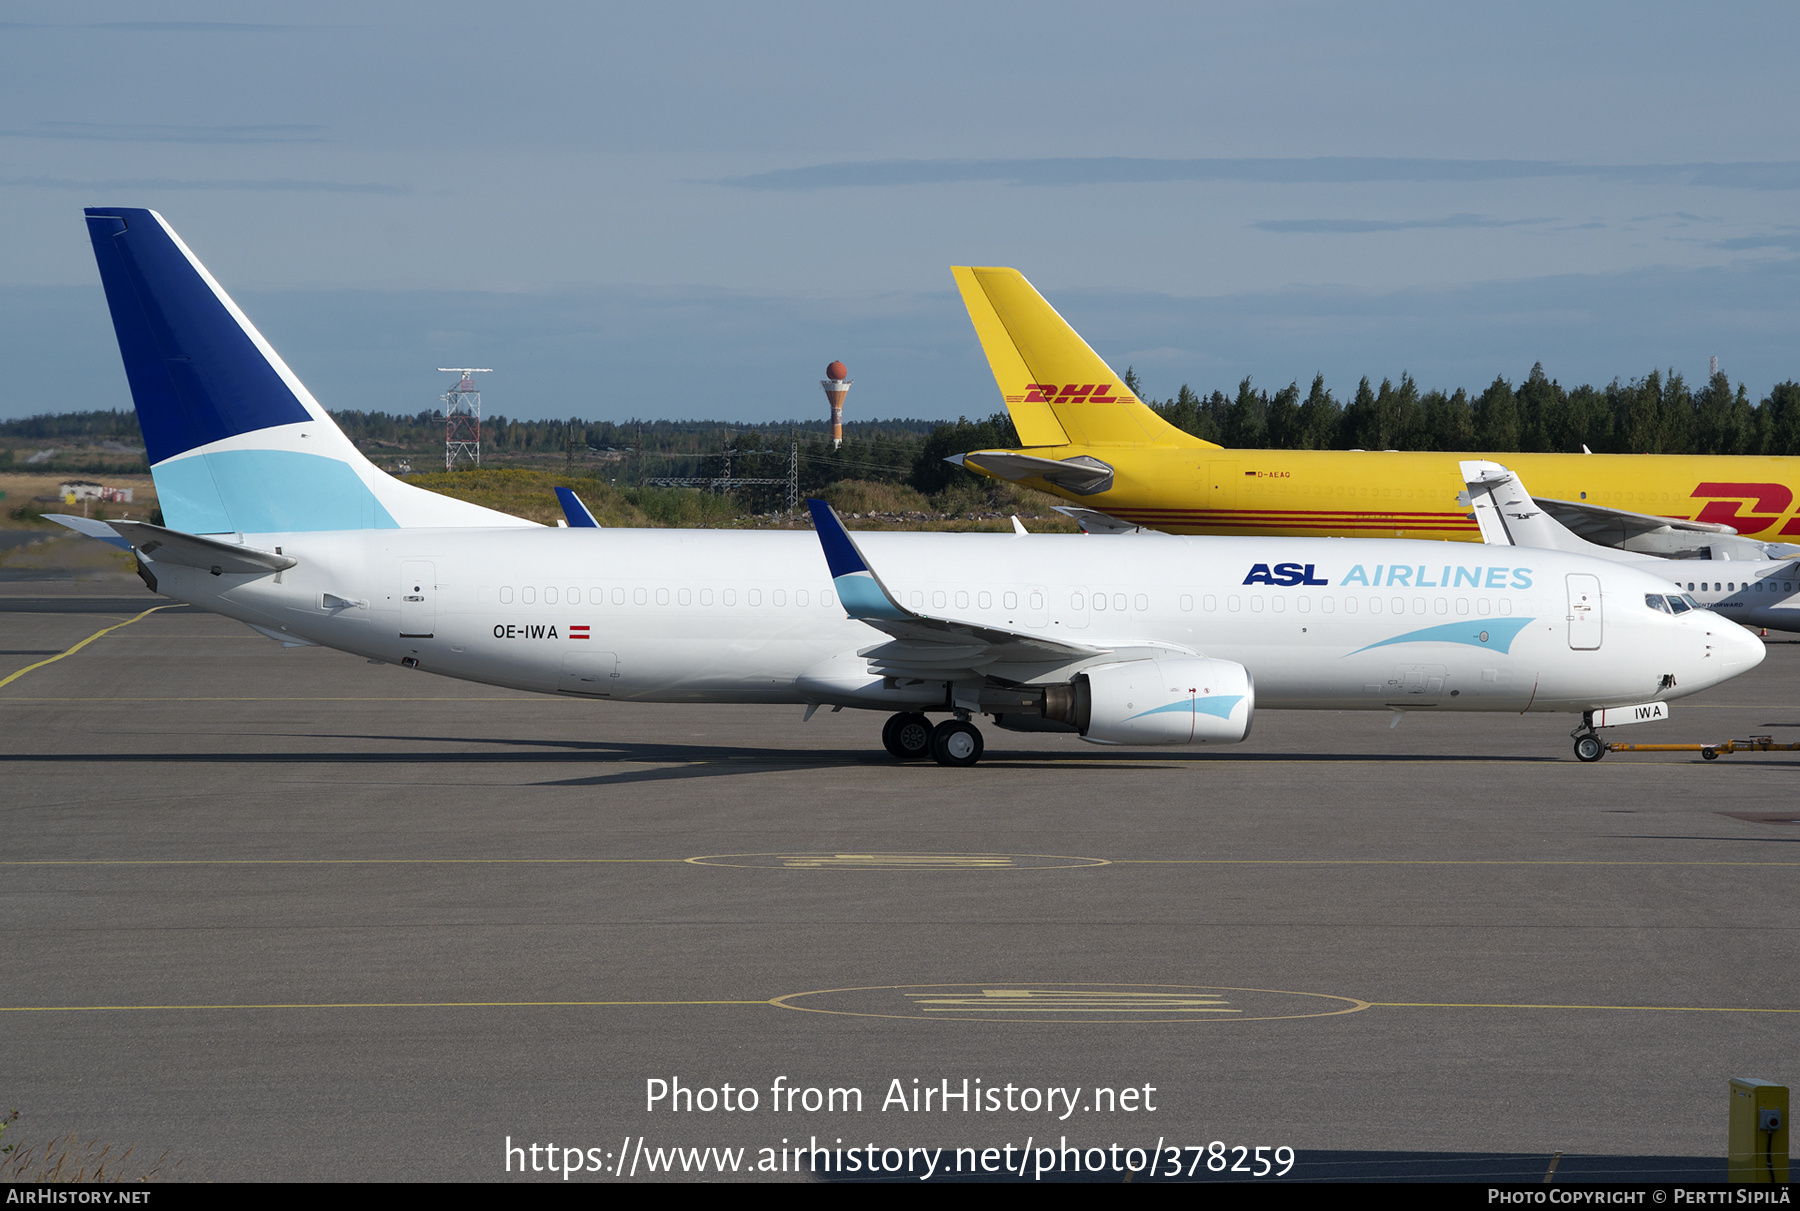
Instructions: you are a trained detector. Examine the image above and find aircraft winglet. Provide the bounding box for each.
[806,499,912,621]
[554,487,601,528]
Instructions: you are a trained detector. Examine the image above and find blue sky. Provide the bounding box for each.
[5,2,1800,425]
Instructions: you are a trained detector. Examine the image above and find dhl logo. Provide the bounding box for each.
[1690,483,1800,536]
[1005,383,1127,405]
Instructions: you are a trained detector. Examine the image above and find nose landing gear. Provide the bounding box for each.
[1573,733,1606,762]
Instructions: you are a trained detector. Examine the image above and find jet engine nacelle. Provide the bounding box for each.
[1074,656,1255,746]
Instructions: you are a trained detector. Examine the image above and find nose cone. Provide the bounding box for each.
[1716,620,1767,677]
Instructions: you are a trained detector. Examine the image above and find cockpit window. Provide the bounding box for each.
[1667,595,1692,614]
[1646,593,1672,613]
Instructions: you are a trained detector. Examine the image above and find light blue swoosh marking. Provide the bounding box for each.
[1127,695,1244,722]
[833,572,909,621]
[1346,616,1534,657]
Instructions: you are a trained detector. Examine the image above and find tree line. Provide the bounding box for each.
[1131,365,1800,457]
[9,363,1800,500]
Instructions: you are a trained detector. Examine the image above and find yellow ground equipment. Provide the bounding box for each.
[1728,1078,1788,1184]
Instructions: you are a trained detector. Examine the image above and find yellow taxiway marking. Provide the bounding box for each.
[0,1000,769,1013]
[3,857,1793,868]
[0,696,531,702]
[0,858,686,866]
[907,990,1239,1013]
[0,605,170,691]
[1112,860,1800,867]
[1372,1001,1800,1013]
[1,995,1789,1016]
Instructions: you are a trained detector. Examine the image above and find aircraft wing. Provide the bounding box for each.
[948,450,1115,496]
[805,499,1101,669]
[1532,496,1737,543]
[1460,462,1639,563]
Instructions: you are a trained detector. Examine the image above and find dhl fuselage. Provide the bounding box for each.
[1060,447,1800,542]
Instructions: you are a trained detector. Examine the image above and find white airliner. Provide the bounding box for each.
[53,208,1765,766]
[1462,460,1800,634]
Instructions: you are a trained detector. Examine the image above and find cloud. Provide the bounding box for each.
[9,259,1800,426]
[1252,214,1551,234]
[717,157,1800,193]
[1712,233,1800,253]
[0,121,325,144]
[0,21,303,32]
[0,175,409,195]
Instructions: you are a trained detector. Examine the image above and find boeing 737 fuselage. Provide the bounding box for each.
[58,208,1767,767]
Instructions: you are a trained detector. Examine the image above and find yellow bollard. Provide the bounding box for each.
[1729,1078,1789,1183]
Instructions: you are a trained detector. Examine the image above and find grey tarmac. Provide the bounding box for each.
[1,587,1795,1182]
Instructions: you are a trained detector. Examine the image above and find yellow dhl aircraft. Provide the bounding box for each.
[950,266,1800,558]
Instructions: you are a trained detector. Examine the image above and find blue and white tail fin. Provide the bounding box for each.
[84,207,531,534]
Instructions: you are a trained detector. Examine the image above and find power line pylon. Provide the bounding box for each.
[439,368,491,471]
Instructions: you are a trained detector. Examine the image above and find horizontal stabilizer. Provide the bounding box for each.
[44,514,135,550]
[108,520,297,575]
[953,450,1115,495]
[1051,506,1143,535]
[555,487,601,528]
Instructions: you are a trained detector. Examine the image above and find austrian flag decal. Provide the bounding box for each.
[570,625,590,640]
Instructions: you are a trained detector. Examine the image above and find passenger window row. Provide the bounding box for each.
[1690,580,1795,594]
[492,586,836,609]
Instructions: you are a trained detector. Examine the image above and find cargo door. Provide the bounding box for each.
[1393,663,1448,703]
[560,650,620,696]
[1204,460,1240,519]
[399,560,435,638]
[1566,573,1603,650]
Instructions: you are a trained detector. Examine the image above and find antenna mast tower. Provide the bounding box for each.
[440,368,491,471]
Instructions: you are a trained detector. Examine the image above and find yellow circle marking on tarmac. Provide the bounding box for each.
[687,853,1111,870]
[769,982,1370,1024]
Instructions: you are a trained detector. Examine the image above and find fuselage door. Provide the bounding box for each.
[1204,461,1240,518]
[1566,573,1603,650]
[399,560,435,638]
[561,650,619,695]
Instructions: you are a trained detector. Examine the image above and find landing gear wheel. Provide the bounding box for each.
[1701,748,1719,761]
[931,719,984,768]
[1574,735,1605,762]
[882,712,934,761]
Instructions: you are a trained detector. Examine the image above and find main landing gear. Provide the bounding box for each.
[882,712,985,767]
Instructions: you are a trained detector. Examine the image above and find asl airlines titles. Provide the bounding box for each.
[1244,562,1536,589]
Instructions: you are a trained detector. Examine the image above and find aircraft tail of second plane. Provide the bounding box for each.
[951,266,1212,451]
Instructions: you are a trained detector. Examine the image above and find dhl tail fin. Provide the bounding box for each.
[952,267,1211,449]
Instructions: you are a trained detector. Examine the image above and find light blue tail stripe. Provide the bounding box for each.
[155,450,398,534]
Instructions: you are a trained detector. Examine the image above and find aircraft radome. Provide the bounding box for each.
[50,209,1766,767]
